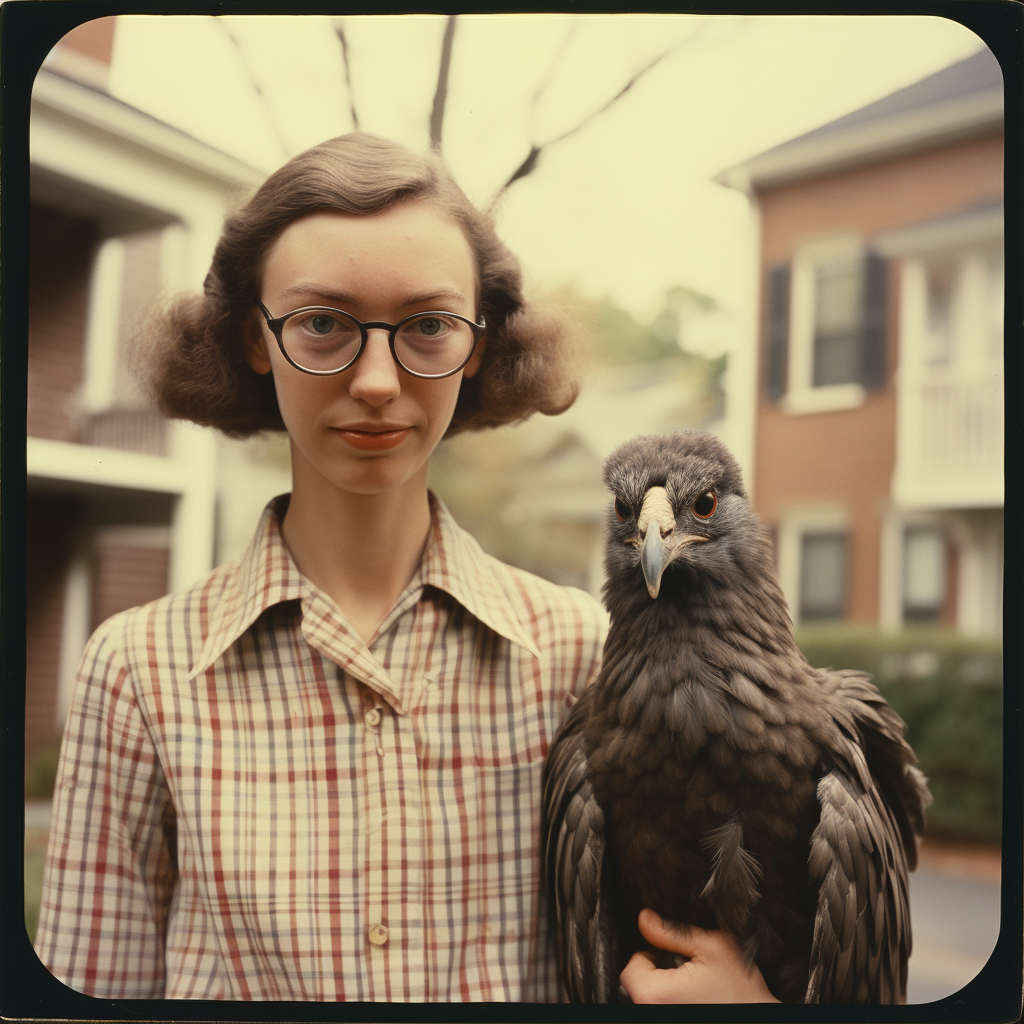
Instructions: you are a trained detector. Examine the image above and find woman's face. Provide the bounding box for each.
[246,202,484,500]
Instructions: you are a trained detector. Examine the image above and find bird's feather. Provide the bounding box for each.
[805,671,930,1003]
[699,811,763,931]
[542,687,618,1002]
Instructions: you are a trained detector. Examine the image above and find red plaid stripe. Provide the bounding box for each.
[35,495,607,1001]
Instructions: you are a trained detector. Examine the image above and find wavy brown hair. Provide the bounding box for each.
[143,133,581,437]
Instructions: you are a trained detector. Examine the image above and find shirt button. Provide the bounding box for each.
[368,923,389,946]
[365,708,382,727]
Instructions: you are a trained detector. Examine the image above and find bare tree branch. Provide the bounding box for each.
[214,17,290,160]
[487,19,726,212]
[545,48,672,150]
[334,19,360,130]
[488,48,671,211]
[526,22,579,133]
[429,15,458,151]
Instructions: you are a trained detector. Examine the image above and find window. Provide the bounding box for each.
[80,224,182,455]
[902,526,945,624]
[813,259,864,386]
[919,248,1001,368]
[799,532,847,622]
[82,228,167,414]
[766,237,887,414]
[924,259,956,364]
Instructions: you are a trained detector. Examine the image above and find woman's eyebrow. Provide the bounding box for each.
[276,283,357,306]
[402,287,468,308]
[275,283,469,309]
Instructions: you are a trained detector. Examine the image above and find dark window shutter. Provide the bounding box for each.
[861,252,887,389]
[765,263,790,400]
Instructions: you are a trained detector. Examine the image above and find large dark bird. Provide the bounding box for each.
[542,432,930,1003]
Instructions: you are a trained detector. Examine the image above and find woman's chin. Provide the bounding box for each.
[307,457,432,502]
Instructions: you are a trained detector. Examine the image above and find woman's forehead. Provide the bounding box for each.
[262,204,478,308]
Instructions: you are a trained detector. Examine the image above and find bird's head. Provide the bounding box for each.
[602,431,758,602]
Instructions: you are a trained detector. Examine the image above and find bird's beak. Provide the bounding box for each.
[640,528,673,600]
[638,487,707,599]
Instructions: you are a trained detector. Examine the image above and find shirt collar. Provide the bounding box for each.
[189,492,540,680]
[417,493,541,660]
[189,495,304,680]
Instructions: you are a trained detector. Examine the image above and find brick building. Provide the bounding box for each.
[25,19,285,775]
[718,47,1003,637]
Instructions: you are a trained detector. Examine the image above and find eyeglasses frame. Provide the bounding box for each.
[258,302,486,379]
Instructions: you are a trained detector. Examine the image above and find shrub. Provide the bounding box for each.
[795,626,1002,843]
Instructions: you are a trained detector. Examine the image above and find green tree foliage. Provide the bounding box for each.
[547,282,723,367]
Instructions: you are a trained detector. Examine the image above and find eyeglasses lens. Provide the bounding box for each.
[281,310,362,372]
[393,314,475,376]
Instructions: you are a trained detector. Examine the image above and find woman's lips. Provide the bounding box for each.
[336,427,412,451]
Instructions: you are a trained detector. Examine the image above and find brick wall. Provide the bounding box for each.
[25,494,82,772]
[90,531,170,631]
[28,205,98,442]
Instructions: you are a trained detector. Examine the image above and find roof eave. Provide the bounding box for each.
[716,88,1002,195]
[874,203,1003,257]
[31,67,266,189]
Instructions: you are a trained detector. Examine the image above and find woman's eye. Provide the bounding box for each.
[306,314,338,335]
[614,497,632,521]
[414,316,447,338]
[693,490,717,518]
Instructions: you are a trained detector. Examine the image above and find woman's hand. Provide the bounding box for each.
[619,909,781,1003]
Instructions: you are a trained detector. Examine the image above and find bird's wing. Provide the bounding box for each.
[806,672,930,1004]
[541,689,617,1003]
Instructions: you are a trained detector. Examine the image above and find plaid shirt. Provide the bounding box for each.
[35,495,607,1001]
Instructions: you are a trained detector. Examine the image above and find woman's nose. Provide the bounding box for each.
[347,329,401,406]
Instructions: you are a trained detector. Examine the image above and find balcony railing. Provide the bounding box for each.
[81,410,168,457]
[893,374,1003,509]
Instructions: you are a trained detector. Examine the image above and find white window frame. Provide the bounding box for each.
[80,235,126,414]
[783,234,868,415]
[775,505,850,627]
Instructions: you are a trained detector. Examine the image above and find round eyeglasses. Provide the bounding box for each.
[258,302,485,379]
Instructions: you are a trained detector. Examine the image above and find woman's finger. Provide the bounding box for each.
[620,950,684,1003]
[636,908,703,954]
[626,910,781,1003]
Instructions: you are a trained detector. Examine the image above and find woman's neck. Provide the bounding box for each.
[281,461,433,645]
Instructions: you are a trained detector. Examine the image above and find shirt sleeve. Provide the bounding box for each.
[34,612,177,999]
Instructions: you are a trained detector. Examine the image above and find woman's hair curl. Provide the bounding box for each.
[142,132,580,438]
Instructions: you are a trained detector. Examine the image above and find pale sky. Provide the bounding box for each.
[107,14,986,351]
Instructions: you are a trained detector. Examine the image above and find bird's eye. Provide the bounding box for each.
[693,490,717,518]
[614,497,632,521]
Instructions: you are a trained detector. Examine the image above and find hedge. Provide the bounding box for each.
[795,626,1003,843]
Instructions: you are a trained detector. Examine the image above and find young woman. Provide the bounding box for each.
[34,133,775,1003]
